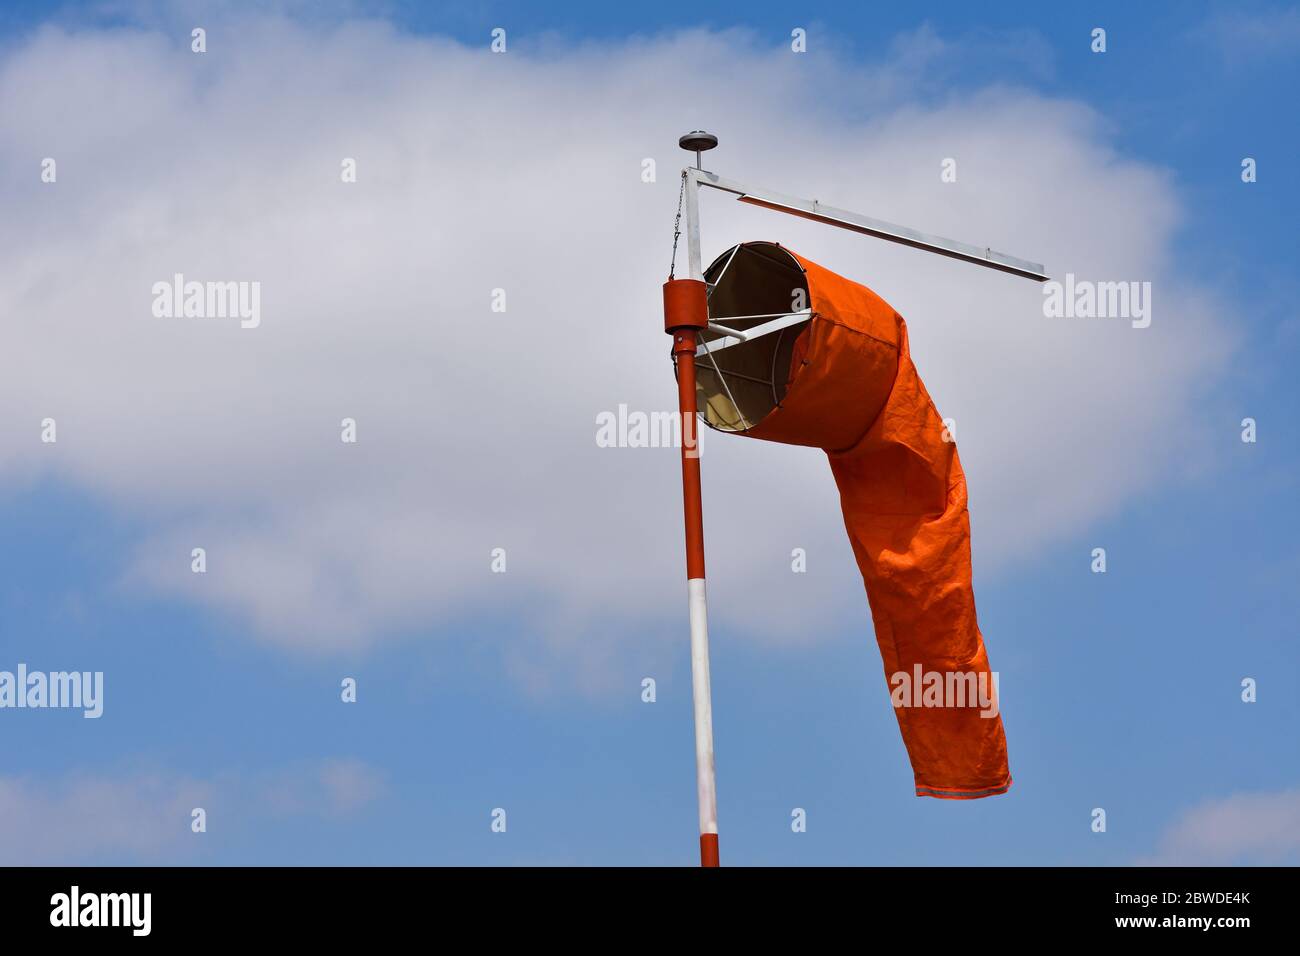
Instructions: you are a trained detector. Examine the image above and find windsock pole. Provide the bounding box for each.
[666,131,721,867]
[664,276,719,867]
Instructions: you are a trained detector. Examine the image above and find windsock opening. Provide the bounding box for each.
[696,242,811,433]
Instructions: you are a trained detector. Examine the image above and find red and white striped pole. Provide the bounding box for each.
[663,277,720,867]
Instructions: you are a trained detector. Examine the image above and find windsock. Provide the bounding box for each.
[692,241,1011,799]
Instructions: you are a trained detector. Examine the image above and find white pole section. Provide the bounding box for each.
[687,577,718,847]
[685,169,703,281]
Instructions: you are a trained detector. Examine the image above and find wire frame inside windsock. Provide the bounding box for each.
[695,242,813,433]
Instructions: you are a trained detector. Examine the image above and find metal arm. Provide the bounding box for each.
[697,309,813,356]
[687,168,1049,283]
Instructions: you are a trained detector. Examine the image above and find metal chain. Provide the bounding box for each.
[668,170,687,279]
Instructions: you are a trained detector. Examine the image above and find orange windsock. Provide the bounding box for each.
[697,242,1010,799]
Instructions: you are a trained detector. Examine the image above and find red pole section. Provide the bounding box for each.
[663,278,719,867]
[670,365,705,576]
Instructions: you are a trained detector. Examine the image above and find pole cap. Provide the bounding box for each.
[679,130,719,153]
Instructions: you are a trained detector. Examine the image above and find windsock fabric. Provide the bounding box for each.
[699,242,1011,799]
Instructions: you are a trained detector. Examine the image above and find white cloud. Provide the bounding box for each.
[1193,7,1300,62]
[0,758,385,864]
[1137,788,1300,865]
[257,757,388,817]
[0,769,211,864]
[0,15,1231,672]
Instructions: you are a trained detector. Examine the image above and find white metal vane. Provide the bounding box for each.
[678,129,1049,361]
[690,167,1050,282]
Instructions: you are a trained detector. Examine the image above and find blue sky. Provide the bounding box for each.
[0,1,1296,865]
